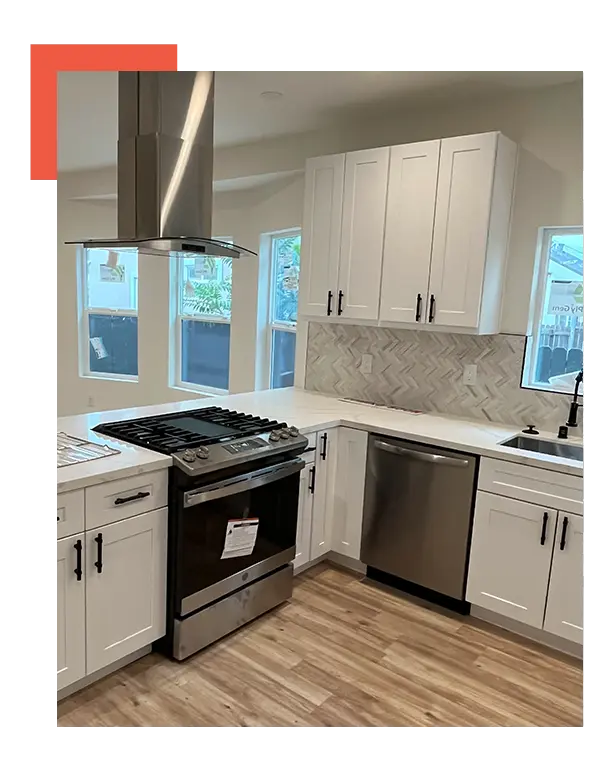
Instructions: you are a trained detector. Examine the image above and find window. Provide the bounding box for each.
[80,248,139,378]
[174,246,232,392]
[522,227,583,394]
[268,232,301,389]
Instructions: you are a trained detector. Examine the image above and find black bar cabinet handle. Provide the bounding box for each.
[94,533,103,574]
[540,511,549,546]
[337,290,344,315]
[428,294,436,323]
[559,516,569,551]
[320,433,328,460]
[73,539,82,581]
[415,293,423,322]
[308,466,316,494]
[114,491,150,506]
[326,290,333,316]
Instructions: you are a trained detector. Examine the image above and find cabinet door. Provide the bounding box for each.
[299,154,345,317]
[294,462,315,571]
[544,514,583,644]
[466,492,556,628]
[331,428,368,560]
[428,133,498,328]
[379,140,440,324]
[85,507,167,675]
[311,429,338,559]
[57,534,86,691]
[338,147,390,320]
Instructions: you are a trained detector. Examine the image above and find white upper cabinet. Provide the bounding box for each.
[299,131,517,334]
[428,132,517,331]
[299,154,345,318]
[338,147,390,320]
[544,513,583,644]
[379,140,441,324]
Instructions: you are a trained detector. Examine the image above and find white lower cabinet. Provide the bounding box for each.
[310,429,338,559]
[468,489,584,645]
[467,492,557,628]
[57,534,86,690]
[543,513,583,644]
[331,428,368,560]
[85,507,168,675]
[295,427,367,567]
[294,462,315,571]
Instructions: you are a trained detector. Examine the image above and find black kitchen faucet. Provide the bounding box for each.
[558,369,583,438]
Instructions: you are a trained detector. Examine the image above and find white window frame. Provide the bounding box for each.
[522,226,583,395]
[266,229,301,389]
[172,243,232,395]
[78,248,138,382]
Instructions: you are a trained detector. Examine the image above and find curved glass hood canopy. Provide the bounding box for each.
[66,237,256,260]
[67,71,256,260]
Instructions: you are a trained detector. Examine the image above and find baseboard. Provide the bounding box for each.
[293,554,328,575]
[470,606,583,660]
[294,552,367,577]
[57,645,152,701]
[326,552,366,575]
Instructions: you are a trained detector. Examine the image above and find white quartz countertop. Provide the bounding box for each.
[57,413,172,493]
[57,388,583,493]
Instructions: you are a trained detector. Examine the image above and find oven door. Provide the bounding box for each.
[175,457,303,617]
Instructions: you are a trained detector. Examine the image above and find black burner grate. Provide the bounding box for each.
[93,406,286,454]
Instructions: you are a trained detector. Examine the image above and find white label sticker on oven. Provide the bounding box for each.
[221,518,259,559]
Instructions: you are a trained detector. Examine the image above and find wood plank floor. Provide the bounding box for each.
[58,565,583,727]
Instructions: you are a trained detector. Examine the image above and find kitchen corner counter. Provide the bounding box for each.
[57,388,583,492]
[57,413,172,494]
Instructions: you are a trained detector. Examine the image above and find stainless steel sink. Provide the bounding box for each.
[499,435,583,462]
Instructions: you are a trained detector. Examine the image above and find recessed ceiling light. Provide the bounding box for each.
[260,90,283,100]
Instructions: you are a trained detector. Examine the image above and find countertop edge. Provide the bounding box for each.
[337,418,583,477]
[57,455,173,494]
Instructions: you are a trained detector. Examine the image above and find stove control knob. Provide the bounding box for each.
[288,426,299,438]
[269,431,281,442]
[182,450,196,463]
[195,447,210,460]
[279,430,290,440]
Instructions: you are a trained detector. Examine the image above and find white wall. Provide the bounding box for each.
[57,81,582,415]
[57,170,304,415]
[213,81,582,335]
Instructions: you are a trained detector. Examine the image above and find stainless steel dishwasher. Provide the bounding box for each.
[361,434,478,607]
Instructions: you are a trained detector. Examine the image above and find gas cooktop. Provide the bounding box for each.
[93,406,307,477]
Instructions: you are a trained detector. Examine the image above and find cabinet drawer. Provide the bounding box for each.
[85,470,168,529]
[478,458,582,515]
[57,489,85,539]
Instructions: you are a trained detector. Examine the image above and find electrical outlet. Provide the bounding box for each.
[87,396,95,408]
[463,364,477,386]
[360,354,373,374]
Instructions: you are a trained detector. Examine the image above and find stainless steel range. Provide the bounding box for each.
[94,406,307,660]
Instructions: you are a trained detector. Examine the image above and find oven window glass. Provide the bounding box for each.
[176,471,300,609]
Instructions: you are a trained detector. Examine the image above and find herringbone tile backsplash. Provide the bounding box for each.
[305,324,578,433]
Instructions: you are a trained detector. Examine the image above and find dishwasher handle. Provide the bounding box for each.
[373,439,470,467]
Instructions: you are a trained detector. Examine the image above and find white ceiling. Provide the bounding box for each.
[58,71,582,173]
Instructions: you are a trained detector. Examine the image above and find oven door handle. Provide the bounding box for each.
[184,457,305,507]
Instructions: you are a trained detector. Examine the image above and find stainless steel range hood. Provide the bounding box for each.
[67,71,255,259]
